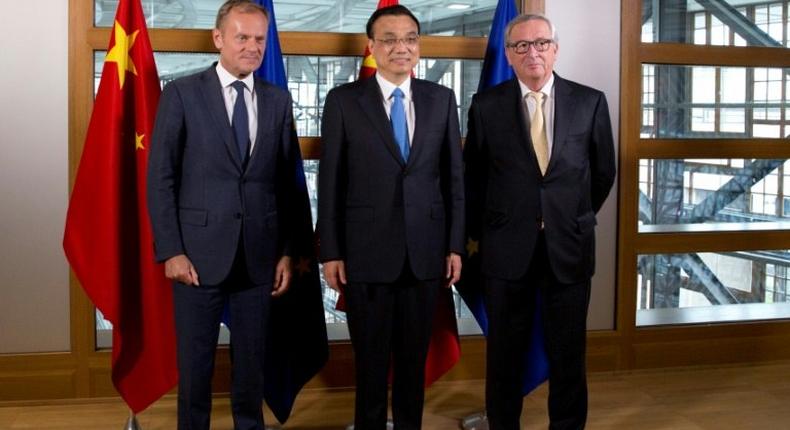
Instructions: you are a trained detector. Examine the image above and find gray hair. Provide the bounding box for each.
[504,14,558,45]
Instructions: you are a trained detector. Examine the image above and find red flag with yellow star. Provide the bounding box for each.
[358,0,400,79]
[63,0,177,413]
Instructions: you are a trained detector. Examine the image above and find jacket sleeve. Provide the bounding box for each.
[589,92,616,213]
[147,82,186,263]
[463,94,488,249]
[317,89,347,262]
[276,92,300,258]
[441,90,466,255]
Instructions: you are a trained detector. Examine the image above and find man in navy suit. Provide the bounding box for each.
[318,5,464,429]
[464,14,616,430]
[147,1,299,428]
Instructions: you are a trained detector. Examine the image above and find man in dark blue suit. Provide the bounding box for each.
[147,1,299,428]
[317,5,465,429]
[464,14,616,430]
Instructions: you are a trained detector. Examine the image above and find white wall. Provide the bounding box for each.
[548,0,621,330]
[0,0,70,352]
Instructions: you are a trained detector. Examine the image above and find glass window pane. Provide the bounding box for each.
[287,56,481,137]
[638,159,790,233]
[642,65,790,139]
[95,0,497,35]
[642,0,790,48]
[95,52,481,137]
[636,250,790,326]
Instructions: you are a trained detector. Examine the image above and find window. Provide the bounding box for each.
[626,0,790,327]
[95,0,497,35]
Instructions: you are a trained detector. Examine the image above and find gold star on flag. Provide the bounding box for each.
[362,54,377,69]
[104,20,139,89]
[295,256,312,277]
[466,238,479,257]
[135,132,145,150]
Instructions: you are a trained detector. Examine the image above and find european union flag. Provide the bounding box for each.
[456,0,549,396]
[255,0,329,423]
[477,0,516,92]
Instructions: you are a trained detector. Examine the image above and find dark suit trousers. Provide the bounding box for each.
[485,233,591,430]
[173,244,272,430]
[344,265,440,430]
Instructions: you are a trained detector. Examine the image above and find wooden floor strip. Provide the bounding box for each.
[2,361,790,429]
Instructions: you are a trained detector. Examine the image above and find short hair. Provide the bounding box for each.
[366,5,421,39]
[504,14,558,44]
[215,0,269,30]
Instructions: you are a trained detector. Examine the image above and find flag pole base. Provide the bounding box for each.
[124,412,141,430]
[345,419,394,430]
[460,411,488,430]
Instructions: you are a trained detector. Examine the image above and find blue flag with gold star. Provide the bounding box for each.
[255,0,328,424]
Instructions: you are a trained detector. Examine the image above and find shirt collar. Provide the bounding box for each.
[518,73,555,99]
[215,61,255,93]
[376,72,412,101]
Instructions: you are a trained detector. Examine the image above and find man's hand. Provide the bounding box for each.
[165,254,200,286]
[272,256,292,297]
[445,252,462,288]
[323,260,347,292]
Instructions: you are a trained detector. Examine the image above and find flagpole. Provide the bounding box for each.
[461,411,489,430]
[124,410,141,430]
[345,420,393,430]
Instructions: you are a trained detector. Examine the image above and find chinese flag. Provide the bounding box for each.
[63,0,177,413]
[348,0,462,386]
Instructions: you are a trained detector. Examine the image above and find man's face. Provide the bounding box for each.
[505,19,558,90]
[213,9,268,79]
[368,14,420,84]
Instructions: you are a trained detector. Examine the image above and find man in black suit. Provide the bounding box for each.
[147,1,299,428]
[464,14,616,430]
[317,5,464,429]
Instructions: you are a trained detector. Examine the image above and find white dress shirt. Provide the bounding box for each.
[216,62,258,154]
[519,73,556,158]
[376,73,415,145]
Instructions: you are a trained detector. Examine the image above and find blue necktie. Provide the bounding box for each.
[390,88,410,162]
[231,80,250,165]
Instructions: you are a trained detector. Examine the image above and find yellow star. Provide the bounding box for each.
[466,238,479,257]
[135,132,145,150]
[295,256,312,277]
[362,54,377,69]
[104,20,139,89]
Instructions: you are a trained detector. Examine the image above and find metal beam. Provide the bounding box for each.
[687,159,785,223]
[696,0,783,48]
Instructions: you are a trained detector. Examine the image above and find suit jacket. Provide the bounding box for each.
[318,77,465,283]
[147,65,298,286]
[464,74,616,283]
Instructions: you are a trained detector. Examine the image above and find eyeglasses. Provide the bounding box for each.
[506,38,554,54]
[374,36,420,48]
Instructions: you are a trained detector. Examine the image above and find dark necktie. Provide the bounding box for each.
[231,80,250,165]
[390,88,410,162]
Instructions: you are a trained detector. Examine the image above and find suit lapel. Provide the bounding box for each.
[357,77,406,167]
[200,67,243,171]
[409,79,434,166]
[548,74,576,175]
[246,79,275,172]
[507,79,535,164]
